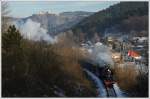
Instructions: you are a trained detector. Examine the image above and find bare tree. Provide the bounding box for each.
[2,1,10,33]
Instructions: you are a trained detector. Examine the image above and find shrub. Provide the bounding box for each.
[2,26,96,97]
[113,63,148,97]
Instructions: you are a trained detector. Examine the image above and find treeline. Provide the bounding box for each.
[2,25,96,97]
[72,2,148,40]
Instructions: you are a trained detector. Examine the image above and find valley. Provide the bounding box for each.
[2,1,149,97]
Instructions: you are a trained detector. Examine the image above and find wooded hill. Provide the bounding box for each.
[72,2,148,40]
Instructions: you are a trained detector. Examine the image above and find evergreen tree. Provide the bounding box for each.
[2,25,27,96]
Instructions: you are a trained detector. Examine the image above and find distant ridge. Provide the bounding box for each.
[10,11,94,36]
[72,2,148,40]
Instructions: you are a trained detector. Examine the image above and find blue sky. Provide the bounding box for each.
[8,1,119,18]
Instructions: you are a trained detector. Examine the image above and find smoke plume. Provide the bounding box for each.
[90,42,114,67]
[13,19,57,43]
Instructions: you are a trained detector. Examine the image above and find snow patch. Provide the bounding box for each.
[113,83,126,97]
[83,69,107,97]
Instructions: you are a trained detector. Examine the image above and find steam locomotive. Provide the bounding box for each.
[101,66,115,88]
[80,61,115,88]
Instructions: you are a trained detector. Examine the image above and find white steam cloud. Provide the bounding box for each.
[13,19,57,43]
[89,42,114,67]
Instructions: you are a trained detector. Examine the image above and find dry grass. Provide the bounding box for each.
[52,32,93,88]
[114,63,148,97]
[114,63,139,91]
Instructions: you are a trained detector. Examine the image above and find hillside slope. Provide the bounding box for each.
[72,2,148,41]
[11,11,94,36]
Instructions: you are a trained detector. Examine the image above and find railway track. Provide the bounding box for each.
[84,69,118,97]
[106,87,117,97]
[83,63,125,97]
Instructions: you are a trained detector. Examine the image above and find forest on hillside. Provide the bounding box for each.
[72,2,148,40]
